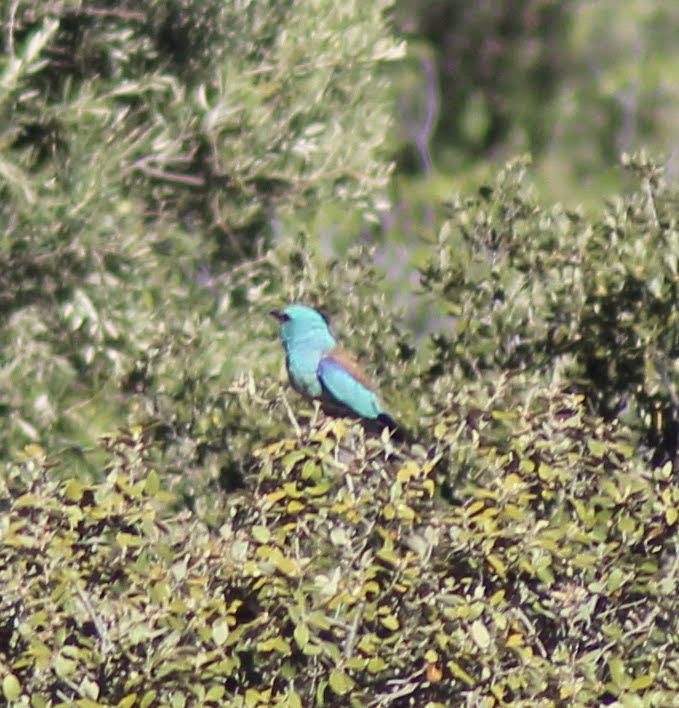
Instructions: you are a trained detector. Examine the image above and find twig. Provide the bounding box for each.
[80,6,147,21]
[209,255,270,285]
[131,159,205,186]
[400,58,438,177]
[643,176,659,228]
[367,675,421,706]
[7,0,19,54]
[514,606,547,659]
[75,583,113,655]
[343,600,365,659]
[281,391,303,438]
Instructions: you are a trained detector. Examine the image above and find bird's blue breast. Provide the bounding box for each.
[285,345,325,398]
[279,312,337,400]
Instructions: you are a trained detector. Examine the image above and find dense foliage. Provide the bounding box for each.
[0,0,403,466]
[419,157,679,465]
[3,0,679,705]
[3,384,678,705]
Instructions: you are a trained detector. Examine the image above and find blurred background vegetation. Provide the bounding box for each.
[2,0,679,703]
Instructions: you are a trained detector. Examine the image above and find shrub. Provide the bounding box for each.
[3,378,678,704]
[419,156,679,465]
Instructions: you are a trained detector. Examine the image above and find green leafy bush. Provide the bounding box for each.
[3,379,678,705]
[419,156,679,465]
[3,3,679,704]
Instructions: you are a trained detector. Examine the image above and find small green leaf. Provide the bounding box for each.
[54,653,77,678]
[380,614,399,631]
[367,657,386,673]
[607,568,626,592]
[80,676,100,700]
[447,660,475,686]
[205,686,226,702]
[294,622,310,649]
[587,439,607,457]
[301,460,320,479]
[78,700,104,708]
[251,525,271,543]
[628,674,654,691]
[470,620,491,650]
[145,469,160,495]
[257,637,291,654]
[329,670,354,696]
[64,479,90,501]
[2,674,21,702]
[608,656,629,688]
[212,619,229,645]
[284,690,303,708]
[116,532,143,548]
[140,691,158,708]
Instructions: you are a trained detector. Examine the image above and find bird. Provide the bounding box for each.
[269,304,398,434]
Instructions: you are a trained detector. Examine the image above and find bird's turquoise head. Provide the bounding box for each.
[269,304,337,353]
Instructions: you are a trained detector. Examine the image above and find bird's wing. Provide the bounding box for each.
[317,348,382,419]
[322,348,376,390]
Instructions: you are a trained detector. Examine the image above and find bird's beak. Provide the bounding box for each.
[269,309,284,322]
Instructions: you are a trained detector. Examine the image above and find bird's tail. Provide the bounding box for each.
[376,413,414,444]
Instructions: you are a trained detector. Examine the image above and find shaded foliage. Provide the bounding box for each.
[419,157,679,467]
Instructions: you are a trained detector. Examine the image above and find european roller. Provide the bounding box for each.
[270,304,398,433]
